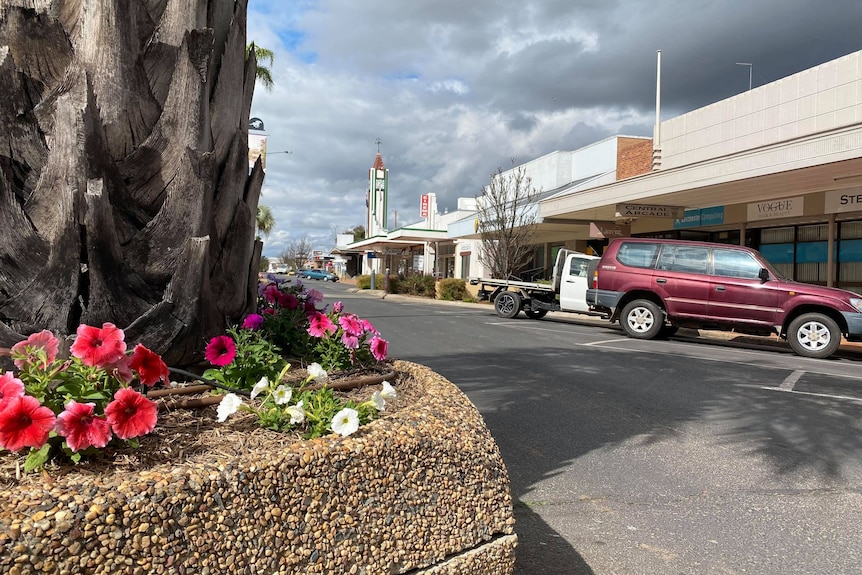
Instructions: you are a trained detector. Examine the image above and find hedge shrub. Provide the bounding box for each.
[438,278,470,301]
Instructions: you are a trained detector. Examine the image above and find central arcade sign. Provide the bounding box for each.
[615,203,685,219]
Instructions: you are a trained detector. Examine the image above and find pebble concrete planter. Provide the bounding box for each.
[0,360,516,574]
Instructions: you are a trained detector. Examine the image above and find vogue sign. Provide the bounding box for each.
[747,196,804,221]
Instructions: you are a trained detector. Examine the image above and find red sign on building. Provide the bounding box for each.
[420,194,429,218]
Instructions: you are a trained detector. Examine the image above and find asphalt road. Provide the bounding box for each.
[301,280,862,575]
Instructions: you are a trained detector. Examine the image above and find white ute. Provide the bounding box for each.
[470,249,608,320]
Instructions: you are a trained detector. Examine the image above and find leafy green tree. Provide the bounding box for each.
[256,205,275,239]
[246,44,275,92]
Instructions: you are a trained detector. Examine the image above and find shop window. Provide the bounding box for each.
[460,254,470,279]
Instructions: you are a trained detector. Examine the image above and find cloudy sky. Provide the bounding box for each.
[246,0,862,258]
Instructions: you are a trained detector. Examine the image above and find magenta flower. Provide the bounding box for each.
[55,401,112,452]
[307,313,337,338]
[104,388,157,440]
[369,336,388,361]
[205,335,236,366]
[11,330,59,370]
[333,301,344,314]
[241,313,265,330]
[263,284,281,305]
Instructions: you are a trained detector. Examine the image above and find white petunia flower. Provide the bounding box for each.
[331,408,359,437]
[217,393,242,422]
[380,380,397,401]
[250,377,269,400]
[273,385,292,405]
[307,362,328,380]
[286,400,305,424]
[370,391,386,411]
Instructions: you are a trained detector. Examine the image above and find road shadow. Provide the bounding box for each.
[398,335,862,574]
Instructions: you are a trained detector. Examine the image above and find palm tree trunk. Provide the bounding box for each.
[0,0,262,366]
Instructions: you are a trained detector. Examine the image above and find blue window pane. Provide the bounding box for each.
[839,239,862,263]
[796,241,828,263]
[759,243,794,264]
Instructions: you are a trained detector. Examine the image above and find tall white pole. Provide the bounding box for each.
[653,50,662,170]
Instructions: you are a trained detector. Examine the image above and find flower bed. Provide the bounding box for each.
[0,361,516,574]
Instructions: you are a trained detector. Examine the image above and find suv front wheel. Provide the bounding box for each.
[620,299,664,340]
[787,313,841,359]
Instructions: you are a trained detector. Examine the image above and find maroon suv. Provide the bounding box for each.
[587,238,862,359]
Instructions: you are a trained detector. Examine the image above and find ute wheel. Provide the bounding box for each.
[787,313,841,359]
[620,299,664,340]
[494,292,522,319]
[525,308,549,320]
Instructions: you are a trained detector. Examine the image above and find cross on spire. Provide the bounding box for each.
[376,137,382,153]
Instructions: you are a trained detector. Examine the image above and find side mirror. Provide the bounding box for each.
[758,268,770,282]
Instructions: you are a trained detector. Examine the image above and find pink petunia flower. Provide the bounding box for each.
[70,323,127,367]
[241,313,265,330]
[0,372,25,408]
[104,388,157,440]
[129,344,170,386]
[205,336,236,367]
[307,313,337,338]
[10,330,60,370]
[369,336,388,361]
[341,333,360,349]
[362,319,379,335]
[333,301,344,314]
[103,355,134,384]
[338,314,365,337]
[54,401,112,452]
[0,395,56,451]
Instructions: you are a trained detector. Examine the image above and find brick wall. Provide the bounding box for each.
[616,137,653,180]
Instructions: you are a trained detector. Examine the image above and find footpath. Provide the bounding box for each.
[347,285,862,360]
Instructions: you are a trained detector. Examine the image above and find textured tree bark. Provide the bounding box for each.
[0,0,262,366]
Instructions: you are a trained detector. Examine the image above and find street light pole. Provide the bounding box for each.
[735,62,752,91]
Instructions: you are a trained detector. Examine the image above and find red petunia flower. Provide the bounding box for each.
[0,395,56,451]
[307,312,337,338]
[129,344,170,386]
[0,372,25,407]
[69,323,127,367]
[278,292,299,310]
[54,401,112,452]
[104,388,157,440]
[10,330,60,370]
[369,336,388,361]
[263,284,281,305]
[205,335,236,367]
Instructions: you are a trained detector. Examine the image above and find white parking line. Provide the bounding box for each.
[778,370,805,391]
[582,338,635,347]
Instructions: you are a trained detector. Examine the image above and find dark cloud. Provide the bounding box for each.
[248,0,862,257]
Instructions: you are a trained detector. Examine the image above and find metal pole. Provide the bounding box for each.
[736,62,752,91]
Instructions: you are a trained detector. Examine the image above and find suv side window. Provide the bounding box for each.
[657,245,709,274]
[712,249,762,279]
[617,242,661,269]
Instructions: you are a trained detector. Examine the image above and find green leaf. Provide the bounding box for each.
[24,444,52,473]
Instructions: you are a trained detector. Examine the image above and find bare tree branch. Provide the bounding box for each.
[476,162,542,279]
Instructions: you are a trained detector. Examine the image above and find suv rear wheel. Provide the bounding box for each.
[620,299,664,340]
[787,313,841,359]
